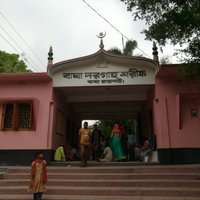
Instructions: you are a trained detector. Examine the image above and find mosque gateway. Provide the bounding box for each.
[0,39,199,165]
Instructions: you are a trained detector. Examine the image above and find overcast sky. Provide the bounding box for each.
[0,0,177,72]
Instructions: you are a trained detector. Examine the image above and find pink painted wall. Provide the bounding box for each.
[51,89,67,150]
[154,66,200,149]
[146,85,155,135]
[51,88,81,150]
[0,74,53,150]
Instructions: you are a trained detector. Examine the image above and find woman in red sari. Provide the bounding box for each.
[28,152,47,200]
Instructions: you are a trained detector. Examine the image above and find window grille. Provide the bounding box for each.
[4,104,13,129]
[1,101,33,131]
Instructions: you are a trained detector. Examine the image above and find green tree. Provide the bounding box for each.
[108,39,138,56]
[108,47,122,55]
[0,50,31,73]
[120,0,200,79]
[97,119,136,139]
[160,56,172,64]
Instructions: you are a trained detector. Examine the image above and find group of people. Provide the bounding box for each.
[79,122,113,167]
[27,122,156,200]
[78,121,157,166]
[79,122,128,166]
[54,144,79,162]
[53,122,157,167]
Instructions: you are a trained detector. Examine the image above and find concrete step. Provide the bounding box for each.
[5,172,199,180]
[0,195,200,200]
[0,168,7,179]
[49,161,160,167]
[1,165,200,199]
[6,165,200,174]
[1,179,200,187]
[0,186,200,197]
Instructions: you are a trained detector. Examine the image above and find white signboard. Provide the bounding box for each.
[52,62,155,87]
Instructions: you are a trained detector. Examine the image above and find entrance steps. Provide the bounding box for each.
[49,160,159,167]
[0,165,199,200]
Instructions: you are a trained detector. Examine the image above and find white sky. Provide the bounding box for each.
[0,0,178,72]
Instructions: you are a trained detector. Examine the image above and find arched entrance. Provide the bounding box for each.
[48,48,159,151]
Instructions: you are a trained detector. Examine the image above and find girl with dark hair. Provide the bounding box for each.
[28,152,47,200]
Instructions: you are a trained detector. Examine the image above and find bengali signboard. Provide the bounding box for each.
[52,63,155,87]
[63,67,146,85]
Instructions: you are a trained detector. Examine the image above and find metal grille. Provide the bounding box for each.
[18,103,31,129]
[4,104,13,128]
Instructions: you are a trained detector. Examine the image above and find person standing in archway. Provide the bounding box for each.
[110,123,126,161]
[79,122,92,167]
[91,124,102,161]
[120,124,128,159]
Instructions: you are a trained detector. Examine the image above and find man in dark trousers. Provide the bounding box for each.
[79,122,92,167]
[91,124,102,160]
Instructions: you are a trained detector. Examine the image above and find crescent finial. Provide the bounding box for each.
[97,32,106,39]
[97,32,106,49]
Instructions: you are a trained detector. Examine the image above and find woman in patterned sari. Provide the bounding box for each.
[28,152,47,200]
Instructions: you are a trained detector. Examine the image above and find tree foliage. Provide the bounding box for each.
[123,40,138,56]
[121,0,200,79]
[160,56,172,64]
[107,47,122,55]
[0,50,31,73]
[97,119,136,139]
[108,39,138,56]
[177,63,200,81]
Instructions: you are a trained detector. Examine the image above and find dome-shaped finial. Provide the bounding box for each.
[152,41,159,61]
[97,32,106,49]
[47,46,53,67]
